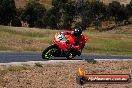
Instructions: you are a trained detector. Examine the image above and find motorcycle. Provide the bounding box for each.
[42,32,87,60]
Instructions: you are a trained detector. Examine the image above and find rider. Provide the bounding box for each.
[60,27,87,56]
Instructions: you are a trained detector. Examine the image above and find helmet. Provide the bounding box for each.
[74,27,82,38]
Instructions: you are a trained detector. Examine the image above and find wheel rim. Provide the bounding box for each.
[69,53,73,59]
[45,49,54,59]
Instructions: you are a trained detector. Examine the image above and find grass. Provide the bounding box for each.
[0,26,59,52]
[83,31,132,56]
[0,26,132,56]
[15,0,52,9]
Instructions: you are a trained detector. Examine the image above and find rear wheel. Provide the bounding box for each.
[66,49,80,60]
[42,45,57,60]
[66,52,76,60]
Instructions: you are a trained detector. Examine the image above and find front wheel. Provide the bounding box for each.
[42,44,57,60]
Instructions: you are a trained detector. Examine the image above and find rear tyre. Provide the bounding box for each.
[66,52,76,60]
[42,44,57,60]
[66,49,80,60]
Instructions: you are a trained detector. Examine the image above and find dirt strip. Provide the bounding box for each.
[0,60,132,88]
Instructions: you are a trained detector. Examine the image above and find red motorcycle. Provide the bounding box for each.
[42,32,87,59]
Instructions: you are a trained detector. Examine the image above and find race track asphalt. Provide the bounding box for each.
[0,52,132,63]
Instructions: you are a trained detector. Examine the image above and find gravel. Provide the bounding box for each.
[0,60,132,88]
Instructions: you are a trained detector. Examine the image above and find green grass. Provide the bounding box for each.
[83,32,132,55]
[0,26,58,38]
[0,26,59,52]
[0,26,132,56]
[0,28,47,38]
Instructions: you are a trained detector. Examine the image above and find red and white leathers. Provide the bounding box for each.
[59,30,87,51]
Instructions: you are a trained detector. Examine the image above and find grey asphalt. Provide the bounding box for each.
[0,52,132,63]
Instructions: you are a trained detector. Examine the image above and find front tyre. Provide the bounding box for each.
[42,44,57,60]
